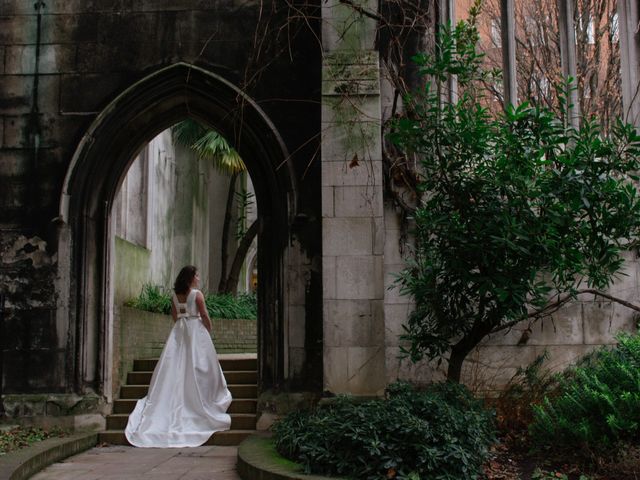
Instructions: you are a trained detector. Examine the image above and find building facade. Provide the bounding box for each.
[1,0,639,426]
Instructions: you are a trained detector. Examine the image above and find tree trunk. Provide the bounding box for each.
[223,219,259,295]
[447,345,472,383]
[446,321,494,383]
[217,172,238,293]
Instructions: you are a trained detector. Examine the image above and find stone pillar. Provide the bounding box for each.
[500,0,517,108]
[618,1,640,125]
[321,0,386,395]
[557,0,580,128]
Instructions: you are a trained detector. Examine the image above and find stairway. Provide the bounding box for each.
[99,354,258,446]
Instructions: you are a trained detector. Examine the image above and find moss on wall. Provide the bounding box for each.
[113,236,151,305]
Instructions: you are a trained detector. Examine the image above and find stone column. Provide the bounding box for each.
[557,0,580,128]
[618,1,640,125]
[321,0,386,395]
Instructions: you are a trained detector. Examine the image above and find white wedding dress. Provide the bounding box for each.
[125,289,232,448]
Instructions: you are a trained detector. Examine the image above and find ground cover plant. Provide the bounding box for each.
[273,381,495,480]
[127,283,257,320]
[0,426,67,455]
[478,333,640,479]
[530,332,640,454]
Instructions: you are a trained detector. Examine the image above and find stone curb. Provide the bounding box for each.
[237,434,341,480]
[0,432,98,480]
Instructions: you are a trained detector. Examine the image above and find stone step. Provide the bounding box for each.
[127,370,257,385]
[99,429,254,446]
[120,384,257,399]
[133,356,257,372]
[106,413,257,430]
[113,398,257,414]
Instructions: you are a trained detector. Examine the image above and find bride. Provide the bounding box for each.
[125,265,232,447]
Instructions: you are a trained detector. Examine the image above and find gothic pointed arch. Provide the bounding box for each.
[59,63,295,397]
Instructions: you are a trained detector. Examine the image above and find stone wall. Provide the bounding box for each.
[381,229,640,394]
[0,1,322,399]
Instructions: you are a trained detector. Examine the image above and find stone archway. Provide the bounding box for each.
[58,63,295,400]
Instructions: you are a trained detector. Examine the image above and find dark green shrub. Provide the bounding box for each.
[126,284,257,320]
[204,292,257,320]
[530,332,640,451]
[273,381,495,480]
[126,284,172,314]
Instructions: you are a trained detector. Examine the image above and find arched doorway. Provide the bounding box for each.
[58,63,296,401]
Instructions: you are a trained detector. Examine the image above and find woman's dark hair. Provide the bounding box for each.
[174,265,197,295]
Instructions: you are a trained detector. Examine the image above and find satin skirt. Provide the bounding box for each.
[125,317,232,448]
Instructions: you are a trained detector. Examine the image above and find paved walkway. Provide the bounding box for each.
[30,445,241,480]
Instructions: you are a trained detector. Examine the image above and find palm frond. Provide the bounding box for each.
[172,119,246,175]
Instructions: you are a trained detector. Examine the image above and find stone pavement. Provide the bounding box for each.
[30,445,241,480]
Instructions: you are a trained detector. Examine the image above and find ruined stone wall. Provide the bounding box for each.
[0,1,322,398]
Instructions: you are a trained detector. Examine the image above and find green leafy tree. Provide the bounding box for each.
[391,13,640,382]
[173,119,258,294]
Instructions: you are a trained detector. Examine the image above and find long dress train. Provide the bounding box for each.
[125,289,232,447]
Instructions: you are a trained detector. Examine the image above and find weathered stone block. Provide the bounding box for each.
[323,256,337,300]
[0,179,27,208]
[288,347,307,378]
[0,16,36,45]
[583,301,634,345]
[322,158,382,188]
[321,2,378,51]
[383,263,406,304]
[474,345,539,369]
[0,75,59,115]
[43,13,100,44]
[322,217,372,256]
[373,215,384,255]
[2,114,69,149]
[0,151,29,176]
[606,254,640,301]
[139,0,232,13]
[59,73,133,113]
[324,345,348,392]
[285,263,309,307]
[383,303,412,346]
[288,305,306,348]
[76,38,188,73]
[322,52,380,96]
[324,299,384,347]
[321,122,382,162]
[333,185,383,217]
[335,254,383,300]
[5,44,76,74]
[95,12,162,45]
[321,96,381,125]
[347,345,385,394]
[322,186,334,217]
[0,0,98,15]
[483,304,585,347]
[536,344,600,373]
[384,228,407,265]
[385,346,445,385]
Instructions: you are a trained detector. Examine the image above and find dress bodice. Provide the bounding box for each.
[172,289,200,319]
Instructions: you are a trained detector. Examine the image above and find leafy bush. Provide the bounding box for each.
[126,284,257,320]
[126,283,173,314]
[204,293,257,320]
[530,333,640,451]
[273,381,495,480]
